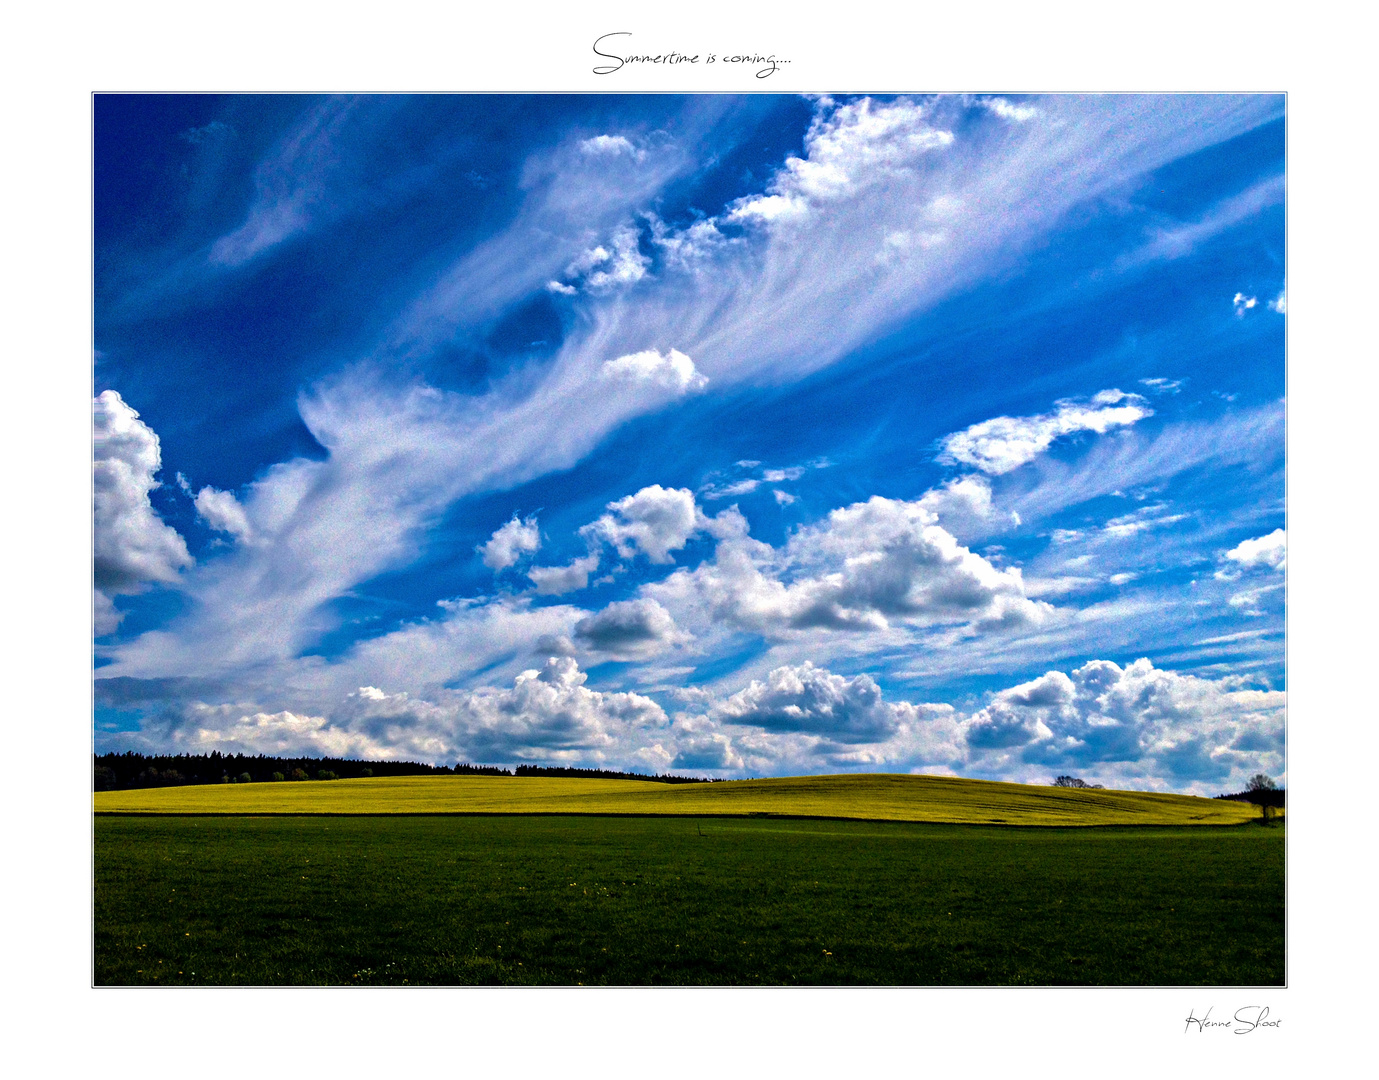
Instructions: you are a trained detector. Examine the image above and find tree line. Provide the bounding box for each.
[1215,774,1284,820]
[93,751,714,791]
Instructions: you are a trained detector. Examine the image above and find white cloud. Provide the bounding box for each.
[148,655,669,765]
[94,590,123,637]
[729,97,954,222]
[651,217,731,269]
[773,490,797,506]
[573,598,689,659]
[1138,377,1183,394]
[579,134,644,160]
[712,662,904,742]
[195,486,254,544]
[582,485,705,564]
[183,703,392,759]
[1268,289,1286,314]
[1101,504,1188,539]
[341,595,587,692]
[600,348,708,395]
[701,478,760,500]
[647,495,1051,636]
[527,554,601,595]
[575,223,650,291]
[478,514,541,572]
[916,475,1019,539]
[671,731,744,772]
[102,649,1283,790]
[546,280,577,296]
[1004,400,1284,529]
[962,657,1285,788]
[1215,529,1286,583]
[978,97,1040,122]
[763,467,804,482]
[453,656,668,760]
[940,391,1153,475]
[1224,528,1286,571]
[1228,584,1282,617]
[1233,292,1258,317]
[355,657,666,763]
[93,391,192,596]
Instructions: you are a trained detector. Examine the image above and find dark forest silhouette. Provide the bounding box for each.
[93,751,715,791]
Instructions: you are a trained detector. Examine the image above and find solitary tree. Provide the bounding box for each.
[1245,773,1279,822]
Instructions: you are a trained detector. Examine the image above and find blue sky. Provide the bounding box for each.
[93,93,1285,792]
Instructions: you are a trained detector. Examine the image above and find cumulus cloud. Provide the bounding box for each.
[713,662,903,742]
[963,658,1285,786]
[647,495,1051,636]
[358,656,668,762]
[195,486,254,543]
[1233,292,1258,317]
[729,97,954,223]
[570,223,650,290]
[93,391,192,595]
[94,590,124,637]
[1215,528,1286,582]
[940,390,1153,475]
[651,216,731,269]
[182,703,391,759]
[527,553,601,595]
[671,731,744,772]
[581,484,706,564]
[1224,528,1286,571]
[600,348,708,395]
[1268,289,1286,314]
[573,598,690,659]
[101,643,1281,789]
[665,664,966,775]
[916,475,1019,538]
[478,514,541,571]
[142,655,669,765]
[453,656,668,759]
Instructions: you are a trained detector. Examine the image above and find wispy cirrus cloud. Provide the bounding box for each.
[1121,172,1284,267]
[208,97,372,266]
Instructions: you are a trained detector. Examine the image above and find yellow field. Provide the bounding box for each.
[93,772,1265,826]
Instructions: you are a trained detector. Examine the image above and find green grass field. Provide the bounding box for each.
[93,772,1264,825]
[94,814,1283,986]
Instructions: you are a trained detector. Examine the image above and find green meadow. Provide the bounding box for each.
[94,774,1282,986]
[94,813,1283,986]
[93,771,1262,825]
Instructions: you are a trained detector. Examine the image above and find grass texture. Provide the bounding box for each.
[94,814,1284,986]
[94,772,1262,825]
